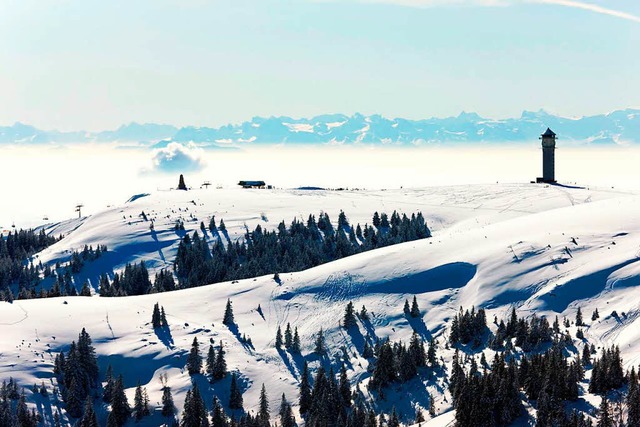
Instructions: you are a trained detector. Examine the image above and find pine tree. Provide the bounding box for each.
[403,299,411,315]
[213,341,227,380]
[592,308,600,321]
[597,396,612,427]
[211,397,227,427]
[80,280,92,297]
[133,382,149,420]
[292,327,301,353]
[582,344,592,366]
[427,338,437,367]
[284,323,293,349]
[186,337,202,375]
[160,306,168,326]
[388,407,400,427]
[205,343,216,380]
[339,364,352,407]
[108,375,131,427]
[275,326,283,349]
[299,361,312,414]
[360,305,369,321]
[152,303,162,328]
[65,376,85,418]
[429,393,436,417]
[344,301,357,328]
[628,367,640,427]
[178,174,187,191]
[181,383,209,427]
[162,386,175,418]
[314,328,326,354]
[410,296,421,318]
[576,307,584,326]
[223,299,234,326]
[279,393,295,427]
[229,373,244,410]
[258,384,270,424]
[103,364,115,402]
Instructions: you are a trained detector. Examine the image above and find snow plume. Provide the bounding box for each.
[348,0,640,23]
[150,142,205,173]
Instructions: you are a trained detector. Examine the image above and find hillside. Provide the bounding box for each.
[2,183,640,426]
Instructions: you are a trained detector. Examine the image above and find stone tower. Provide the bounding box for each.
[538,128,556,183]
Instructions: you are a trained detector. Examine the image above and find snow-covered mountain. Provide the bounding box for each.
[3,183,640,425]
[2,108,640,146]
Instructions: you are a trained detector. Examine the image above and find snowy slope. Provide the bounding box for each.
[3,183,640,426]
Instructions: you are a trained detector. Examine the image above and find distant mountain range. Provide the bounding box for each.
[2,108,639,146]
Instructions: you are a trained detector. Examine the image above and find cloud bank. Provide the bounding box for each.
[150,142,206,173]
[353,0,640,23]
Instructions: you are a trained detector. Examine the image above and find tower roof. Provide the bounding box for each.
[541,128,556,138]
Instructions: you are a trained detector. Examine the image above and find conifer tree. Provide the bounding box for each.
[103,364,115,402]
[427,338,437,367]
[213,341,227,380]
[187,337,202,375]
[279,393,295,427]
[80,281,92,297]
[181,383,209,427]
[314,328,326,354]
[162,386,175,418]
[339,364,352,407]
[66,377,85,418]
[403,299,411,315]
[592,308,600,321]
[598,396,612,427]
[299,361,312,414]
[343,301,357,328]
[133,382,150,420]
[284,323,293,349]
[152,303,162,328]
[160,306,168,326]
[388,407,400,427]
[410,296,421,318]
[292,327,301,353]
[223,299,234,326]
[275,326,283,349]
[229,373,244,410]
[628,367,640,427]
[211,397,227,427]
[258,384,270,424]
[206,345,216,379]
[77,397,99,427]
[107,375,131,427]
[360,305,369,321]
[576,307,584,326]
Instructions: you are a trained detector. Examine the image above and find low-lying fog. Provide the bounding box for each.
[2,143,639,229]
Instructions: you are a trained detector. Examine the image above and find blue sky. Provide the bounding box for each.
[0,0,638,130]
